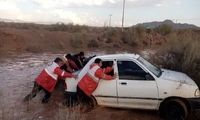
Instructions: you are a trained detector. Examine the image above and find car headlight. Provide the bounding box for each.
[195,89,200,97]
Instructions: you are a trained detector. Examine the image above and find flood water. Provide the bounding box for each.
[0,52,199,120]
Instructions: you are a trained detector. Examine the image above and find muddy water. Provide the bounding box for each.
[0,52,161,120]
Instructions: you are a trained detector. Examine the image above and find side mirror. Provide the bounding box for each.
[145,73,155,80]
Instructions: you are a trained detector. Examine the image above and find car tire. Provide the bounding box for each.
[161,99,189,120]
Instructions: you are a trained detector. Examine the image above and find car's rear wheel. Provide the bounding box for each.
[161,99,189,120]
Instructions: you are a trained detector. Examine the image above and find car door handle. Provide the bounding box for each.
[120,82,127,85]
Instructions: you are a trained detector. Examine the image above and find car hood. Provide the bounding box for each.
[160,69,196,86]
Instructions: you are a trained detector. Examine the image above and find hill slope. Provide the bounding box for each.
[136,19,200,30]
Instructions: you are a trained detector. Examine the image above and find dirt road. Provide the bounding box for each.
[0,53,199,120]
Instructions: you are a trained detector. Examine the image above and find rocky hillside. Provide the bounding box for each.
[136,19,200,30]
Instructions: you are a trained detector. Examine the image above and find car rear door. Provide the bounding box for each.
[116,60,159,110]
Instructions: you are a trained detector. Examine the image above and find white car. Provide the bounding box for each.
[65,54,200,119]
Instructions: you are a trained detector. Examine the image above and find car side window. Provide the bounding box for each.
[117,61,147,80]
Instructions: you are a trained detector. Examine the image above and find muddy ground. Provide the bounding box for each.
[0,53,199,120]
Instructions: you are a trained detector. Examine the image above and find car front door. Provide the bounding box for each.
[93,60,118,107]
[117,60,159,110]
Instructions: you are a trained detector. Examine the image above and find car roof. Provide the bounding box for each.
[94,53,140,60]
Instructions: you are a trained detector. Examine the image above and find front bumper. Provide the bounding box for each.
[188,98,200,110]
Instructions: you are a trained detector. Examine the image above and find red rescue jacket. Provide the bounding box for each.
[36,62,73,92]
[78,63,113,96]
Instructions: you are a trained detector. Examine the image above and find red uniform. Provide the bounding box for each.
[78,64,113,96]
[36,62,73,92]
[68,59,79,71]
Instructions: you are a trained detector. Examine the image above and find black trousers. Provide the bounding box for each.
[76,86,95,108]
[24,82,51,103]
[64,91,78,107]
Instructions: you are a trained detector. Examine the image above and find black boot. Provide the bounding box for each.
[23,93,36,102]
[41,97,49,103]
[41,92,51,104]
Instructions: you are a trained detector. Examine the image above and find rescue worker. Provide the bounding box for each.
[73,52,85,69]
[65,54,80,71]
[60,54,73,73]
[83,55,96,66]
[61,54,79,107]
[77,58,116,111]
[63,72,79,108]
[23,57,76,103]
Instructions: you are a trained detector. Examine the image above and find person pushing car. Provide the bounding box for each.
[77,58,116,111]
[24,57,76,103]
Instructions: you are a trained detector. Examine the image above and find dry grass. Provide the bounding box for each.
[70,33,84,48]
[154,24,173,36]
[152,29,200,85]
[0,21,199,84]
[87,39,99,48]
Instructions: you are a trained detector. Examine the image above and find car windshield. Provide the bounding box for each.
[138,57,162,77]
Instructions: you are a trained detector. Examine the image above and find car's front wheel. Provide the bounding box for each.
[161,99,189,120]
